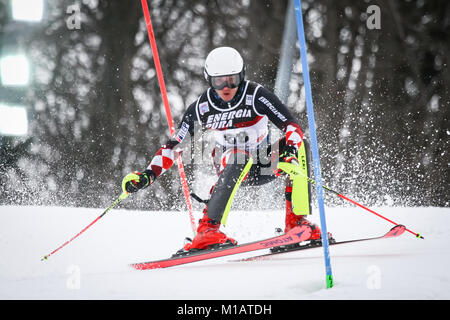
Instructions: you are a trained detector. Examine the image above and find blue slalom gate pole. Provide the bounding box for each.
[293,0,333,288]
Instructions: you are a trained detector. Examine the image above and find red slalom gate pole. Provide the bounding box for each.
[140,0,196,235]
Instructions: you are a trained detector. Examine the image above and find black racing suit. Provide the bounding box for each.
[146,80,304,223]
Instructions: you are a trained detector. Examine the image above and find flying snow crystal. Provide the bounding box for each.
[384,194,394,206]
[339,127,351,138]
[427,94,440,112]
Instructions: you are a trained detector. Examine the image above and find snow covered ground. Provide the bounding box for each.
[0,204,448,300]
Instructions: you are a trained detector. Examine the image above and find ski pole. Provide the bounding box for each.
[308,176,424,239]
[41,192,129,261]
[278,162,424,239]
[140,0,196,235]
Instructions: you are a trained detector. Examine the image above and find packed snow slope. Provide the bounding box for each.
[0,204,448,299]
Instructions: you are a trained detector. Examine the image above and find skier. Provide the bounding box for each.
[122,47,322,252]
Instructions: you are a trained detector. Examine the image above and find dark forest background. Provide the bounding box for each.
[0,0,448,212]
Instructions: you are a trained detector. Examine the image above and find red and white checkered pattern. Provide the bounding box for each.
[218,149,250,178]
[285,122,303,150]
[147,145,175,178]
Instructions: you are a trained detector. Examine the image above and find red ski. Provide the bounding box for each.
[131,225,312,270]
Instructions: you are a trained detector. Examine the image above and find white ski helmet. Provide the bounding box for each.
[204,47,245,89]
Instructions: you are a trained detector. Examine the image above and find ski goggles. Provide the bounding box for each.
[210,74,243,90]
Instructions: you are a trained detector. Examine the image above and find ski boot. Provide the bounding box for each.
[272,200,333,253]
[174,210,237,256]
[284,199,322,240]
